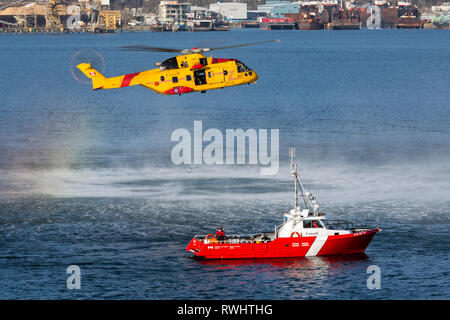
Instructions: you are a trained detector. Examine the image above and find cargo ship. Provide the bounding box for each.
[321,2,361,30]
[380,6,399,28]
[330,8,362,30]
[395,1,422,29]
[373,1,422,29]
[186,149,380,259]
[288,3,325,30]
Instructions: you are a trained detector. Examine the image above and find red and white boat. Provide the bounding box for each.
[186,148,380,259]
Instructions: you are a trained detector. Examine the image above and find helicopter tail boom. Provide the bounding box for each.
[77,63,145,90]
[77,63,106,90]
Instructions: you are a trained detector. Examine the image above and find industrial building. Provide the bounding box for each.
[257,1,301,18]
[422,2,450,26]
[209,2,247,20]
[158,1,190,26]
[432,2,450,12]
[247,10,267,20]
[0,0,121,32]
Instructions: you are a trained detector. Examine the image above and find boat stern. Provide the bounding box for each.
[186,238,205,257]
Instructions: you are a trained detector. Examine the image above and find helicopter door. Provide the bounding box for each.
[194,70,207,86]
[206,67,224,85]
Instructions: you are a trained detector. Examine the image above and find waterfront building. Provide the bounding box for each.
[209,2,247,20]
[158,1,190,25]
[257,1,301,19]
[247,10,268,20]
[432,2,450,14]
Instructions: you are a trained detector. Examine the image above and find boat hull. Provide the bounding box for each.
[298,22,324,30]
[187,229,379,259]
[331,23,362,30]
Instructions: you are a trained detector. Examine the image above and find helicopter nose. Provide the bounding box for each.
[250,70,259,82]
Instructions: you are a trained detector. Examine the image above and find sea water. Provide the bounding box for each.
[0,29,449,299]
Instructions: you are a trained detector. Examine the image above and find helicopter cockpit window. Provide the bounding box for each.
[236,61,251,73]
[160,57,179,71]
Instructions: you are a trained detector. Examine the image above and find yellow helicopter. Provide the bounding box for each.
[76,39,279,95]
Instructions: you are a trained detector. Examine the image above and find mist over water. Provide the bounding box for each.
[1,162,449,207]
[0,30,449,299]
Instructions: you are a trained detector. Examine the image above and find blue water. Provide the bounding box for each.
[0,29,449,299]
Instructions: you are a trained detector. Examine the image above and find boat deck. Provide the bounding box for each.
[194,232,276,244]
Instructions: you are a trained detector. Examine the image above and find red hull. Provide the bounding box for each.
[187,229,378,259]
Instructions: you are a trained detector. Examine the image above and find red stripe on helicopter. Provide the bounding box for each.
[121,72,140,87]
[211,58,232,64]
[165,86,193,95]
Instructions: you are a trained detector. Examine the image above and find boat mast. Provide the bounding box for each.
[289,147,298,210]
[289,147,308,211]
[289,147,321,216]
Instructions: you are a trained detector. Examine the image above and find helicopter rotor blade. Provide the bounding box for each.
[119,39,280,54]
[207,39,280,51]
[119,45,185,53]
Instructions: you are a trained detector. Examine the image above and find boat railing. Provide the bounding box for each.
[325,220,375,232]
[193,233,272,244]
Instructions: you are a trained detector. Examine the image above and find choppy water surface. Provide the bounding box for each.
[0,29,449,299]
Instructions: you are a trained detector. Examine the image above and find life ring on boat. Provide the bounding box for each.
[290,232,301,238]
[205,234,218,244]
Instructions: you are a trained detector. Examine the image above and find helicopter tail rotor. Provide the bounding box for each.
[77,63,106,90]
[70,49,106,85]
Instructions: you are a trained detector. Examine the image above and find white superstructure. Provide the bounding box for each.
[276,148,350,240]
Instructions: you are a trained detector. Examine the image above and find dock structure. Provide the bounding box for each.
[0,1,434,34]
[259,21,295,30]
[0,1,47,31]
[0,0,121,33]
[259,17,296,30]
[232,21,260,28]
[244,0,427,31]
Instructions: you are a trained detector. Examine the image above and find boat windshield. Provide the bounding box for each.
[324,220,354,230]
[303,219,324,228]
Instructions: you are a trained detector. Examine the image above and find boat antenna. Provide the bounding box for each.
[289,147,308,210]
[289,147,298,209]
